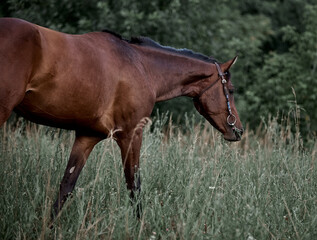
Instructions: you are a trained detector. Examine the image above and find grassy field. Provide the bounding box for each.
[0,115,316,239]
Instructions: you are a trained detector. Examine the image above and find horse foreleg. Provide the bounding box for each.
[117,129,143,218]
[52,134,101,219]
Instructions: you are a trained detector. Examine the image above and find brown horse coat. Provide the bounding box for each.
[0,18,243,218]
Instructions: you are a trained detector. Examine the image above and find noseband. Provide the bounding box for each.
[194,62,238,128]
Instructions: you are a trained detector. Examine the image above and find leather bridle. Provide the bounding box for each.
[194,62,243,137]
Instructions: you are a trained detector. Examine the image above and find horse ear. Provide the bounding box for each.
[221,56,238,72]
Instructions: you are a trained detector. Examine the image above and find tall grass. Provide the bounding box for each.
[0,115,316,239]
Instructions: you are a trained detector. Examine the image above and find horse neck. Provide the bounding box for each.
[137,47,214,102]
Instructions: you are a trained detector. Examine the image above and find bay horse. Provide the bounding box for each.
[0,18,243,219]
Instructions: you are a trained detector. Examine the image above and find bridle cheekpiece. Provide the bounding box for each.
[214,62,237,127]
[194,62,242,138]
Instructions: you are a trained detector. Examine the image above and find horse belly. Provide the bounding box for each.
[15,101,74,130]
[14,89,109,134]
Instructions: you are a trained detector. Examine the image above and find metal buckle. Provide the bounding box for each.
[227,114,236,126]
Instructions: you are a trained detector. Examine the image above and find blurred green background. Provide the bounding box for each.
[1,0,317,136]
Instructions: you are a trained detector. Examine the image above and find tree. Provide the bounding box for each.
[1,0,316,135]
[247,4,317,133]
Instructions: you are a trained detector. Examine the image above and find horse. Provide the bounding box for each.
[0,18,243,219]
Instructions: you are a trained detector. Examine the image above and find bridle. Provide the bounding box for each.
[194,62,243,137]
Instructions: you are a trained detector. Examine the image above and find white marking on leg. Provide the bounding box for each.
[69,166,75,174]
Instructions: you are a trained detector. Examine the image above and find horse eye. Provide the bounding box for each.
[229,88,234,94]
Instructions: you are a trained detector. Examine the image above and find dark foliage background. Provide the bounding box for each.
[1,0,317,136]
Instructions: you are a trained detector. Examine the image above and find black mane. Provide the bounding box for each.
[102,29,217,63]
[102,29,127,41]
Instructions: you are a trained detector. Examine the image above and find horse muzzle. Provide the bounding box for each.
[233,126,244,140]
[224,125,244,141]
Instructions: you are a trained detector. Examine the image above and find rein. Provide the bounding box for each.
[194,62,242,135]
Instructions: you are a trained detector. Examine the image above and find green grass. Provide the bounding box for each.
[0,115,316,239]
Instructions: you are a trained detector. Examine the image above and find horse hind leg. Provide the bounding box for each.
[0,45,32,126]
[0,21,39,127]
[0,88,26,127]
[0,83,26,127]
[0,104,12,126]
[0,54,30,126]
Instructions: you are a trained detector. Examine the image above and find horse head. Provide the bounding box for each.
[193,57,243,141]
